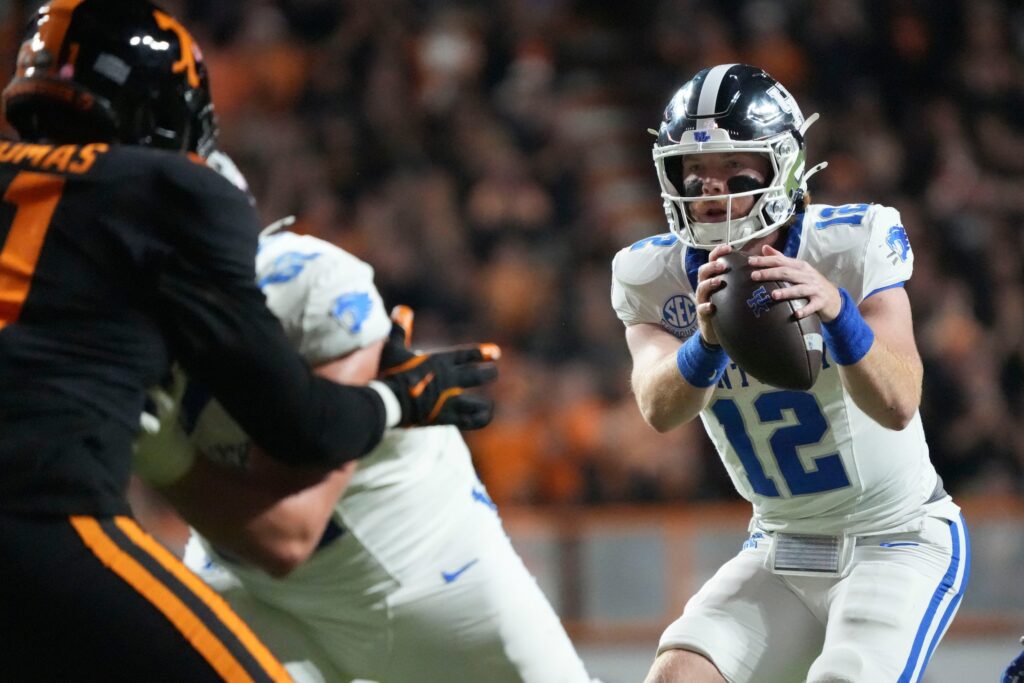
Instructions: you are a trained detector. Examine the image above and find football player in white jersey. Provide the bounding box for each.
[136,199,595,681]
[611,64,969,683]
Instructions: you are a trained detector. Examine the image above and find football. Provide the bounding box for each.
[709,251,823,390]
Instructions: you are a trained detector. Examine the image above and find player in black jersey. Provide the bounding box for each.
[0,1,496,680]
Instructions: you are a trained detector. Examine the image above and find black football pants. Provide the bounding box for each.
[0,513,294,682]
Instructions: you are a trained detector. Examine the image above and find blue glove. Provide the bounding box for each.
[1003,639,1024,683]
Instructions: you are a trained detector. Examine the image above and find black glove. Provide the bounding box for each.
[379,305,417,370]
[378,306,499,430]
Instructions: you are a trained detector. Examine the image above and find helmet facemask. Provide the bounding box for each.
[652,64,828,250]
[654,125,812,250]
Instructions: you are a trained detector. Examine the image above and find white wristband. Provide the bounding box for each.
[367,380,402,429]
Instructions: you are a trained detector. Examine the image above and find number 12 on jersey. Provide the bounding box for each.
[711,391,851,497]
[0,172,64,329]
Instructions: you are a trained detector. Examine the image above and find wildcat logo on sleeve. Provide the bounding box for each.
[257,252,320,288]
[331,292,372,333]
[885,225,912,264]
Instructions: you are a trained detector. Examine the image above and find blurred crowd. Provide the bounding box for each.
[3,0,1022,506]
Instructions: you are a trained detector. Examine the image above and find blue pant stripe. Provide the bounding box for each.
[918,514,971,680]
[897,515,968,683]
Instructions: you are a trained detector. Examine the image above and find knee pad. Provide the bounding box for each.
[806,646,864,683]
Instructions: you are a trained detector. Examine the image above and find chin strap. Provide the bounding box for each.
[798,113,828,185]
[260,215,297,238]
[804,161,828,183]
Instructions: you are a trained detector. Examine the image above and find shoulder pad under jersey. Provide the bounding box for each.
[612,233,683,287]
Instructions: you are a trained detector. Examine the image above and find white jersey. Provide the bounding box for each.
[201,229,478,582]
[183,230,593,682]
[612,203,958,535]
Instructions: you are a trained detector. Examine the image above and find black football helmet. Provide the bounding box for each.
[653,64,826,248]
[2,0,216,155]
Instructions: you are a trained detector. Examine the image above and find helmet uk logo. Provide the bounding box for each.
[693,130,711,142]
[747,286,771,318]
[331,292,372,333]
[886,225,911,264]
[661,294,698,338]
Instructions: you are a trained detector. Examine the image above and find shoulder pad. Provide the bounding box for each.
[154,148,252,206]
[612,233,681,286]
[863,203,901,230]
[257,232,373,287]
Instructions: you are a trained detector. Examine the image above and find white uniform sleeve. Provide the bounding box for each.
[853,204,914,303]
[264,246,391,366]
[290,250,389,366]
[610,236,701,341]
[610,243,675,327]
[611,251,651,327]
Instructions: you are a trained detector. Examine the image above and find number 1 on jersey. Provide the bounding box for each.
[0,172,65,329]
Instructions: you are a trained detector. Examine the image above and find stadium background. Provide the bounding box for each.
[3,0,1022,679]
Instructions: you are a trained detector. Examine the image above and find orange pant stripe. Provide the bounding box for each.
[113,517,293,683]
[69,516,291,683]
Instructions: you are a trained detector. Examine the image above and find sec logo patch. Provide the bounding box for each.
[661,294,697,338]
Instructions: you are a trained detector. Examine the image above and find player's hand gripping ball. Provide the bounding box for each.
[710,251,823,390]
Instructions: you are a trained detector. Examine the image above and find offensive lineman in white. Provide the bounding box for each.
[611,64,969,683]
[135,154,595,682]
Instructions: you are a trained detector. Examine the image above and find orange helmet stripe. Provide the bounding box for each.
[18,0,87,78]
[153,9,201,89]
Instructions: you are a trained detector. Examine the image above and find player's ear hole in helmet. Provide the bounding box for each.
[2,0,216,155]
[652,63,828,250]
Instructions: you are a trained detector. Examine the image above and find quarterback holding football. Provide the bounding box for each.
[611,64,968,683]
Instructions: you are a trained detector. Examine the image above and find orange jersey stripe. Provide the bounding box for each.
[69,516,287,683]
[113,518,294,683]
[0,172,64,329]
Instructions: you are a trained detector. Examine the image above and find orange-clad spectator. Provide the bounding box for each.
[465,355,553,504]
[149,0,1024,508]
